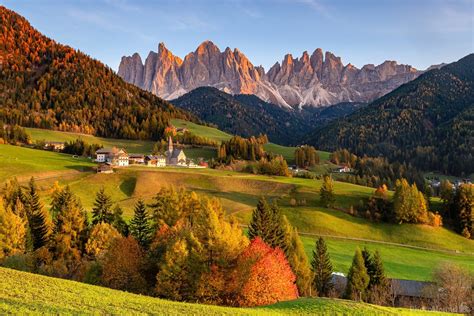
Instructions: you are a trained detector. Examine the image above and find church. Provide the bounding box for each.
[165,136,187,166]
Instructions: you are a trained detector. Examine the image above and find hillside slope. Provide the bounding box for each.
[171,87,364,145]
[0,268,453,315]
[0,6,194,140]
[304,54,474,175]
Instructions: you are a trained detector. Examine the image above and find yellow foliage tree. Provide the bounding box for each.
[85,222,121,258]
[0,198,26,259]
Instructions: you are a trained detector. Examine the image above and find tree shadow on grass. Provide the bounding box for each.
[65,165,94,172]
[120,176,137,197]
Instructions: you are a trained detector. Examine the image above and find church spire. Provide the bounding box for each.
[168,135,173,153]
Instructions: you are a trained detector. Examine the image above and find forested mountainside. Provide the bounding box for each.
[171,87,364,145]
[0,6,194,140]
[303,54,474,176]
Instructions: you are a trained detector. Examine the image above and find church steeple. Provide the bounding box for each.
[168,135,173,153]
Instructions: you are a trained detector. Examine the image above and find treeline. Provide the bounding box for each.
[215,134,290,176]
[295,145,319,168]
[438,181,473,238]
[331,149,425,189]
[0,123,30,145]
[217,135,268,162]
[0,7,195,141]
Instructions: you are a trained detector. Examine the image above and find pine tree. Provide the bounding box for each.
[311,237,333,297]
[50,186,87,276]
[130,199,153,249]
[453,184,473,238]
[345,247,369,301]
[248,197,286,251]
[26,177,50,250]
[92,187,114,225]
[320,175,336,208]
[112,205,129,236]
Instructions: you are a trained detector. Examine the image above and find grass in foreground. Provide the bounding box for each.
[0,268,453,315]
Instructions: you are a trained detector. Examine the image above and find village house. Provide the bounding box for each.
[97,163,113,174]
[145,155,166,167]
[337,165,352,173]
[128,153,145,165]
[44,141,65,151]
[95,147,129,167]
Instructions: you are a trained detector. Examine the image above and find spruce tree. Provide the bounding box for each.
[453,184,473,238]
[26,177,50,250]
[311,237,333,297]
[320,175,336,208]
[92,187,114,225]
[248,196,273,242]
[345,247,369,301]
[369,250,387,288]
[112,205,129,236]
[130,199,153,249]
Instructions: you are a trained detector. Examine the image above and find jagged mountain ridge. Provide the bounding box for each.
[118,41,421,108]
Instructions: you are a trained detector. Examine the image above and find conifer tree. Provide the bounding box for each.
[26,177,50,250]
[311,237,333,297]
[92,187,114,225]
[51,186,87,276]
[112,205,129,236]
[320,175,336,208]
[130,199,153,249]
[345,247,369,301]
[369,250,387,289]
[453,184,473,238]
[248,197,273,242]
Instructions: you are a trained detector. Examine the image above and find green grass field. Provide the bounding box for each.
[1,145,473,282]
[0,144,95,180]
[0,268,453,315]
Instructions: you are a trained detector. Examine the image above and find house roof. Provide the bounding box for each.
[129,154,144,158]
[96,147,127,155]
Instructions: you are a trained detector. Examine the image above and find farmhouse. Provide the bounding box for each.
[44,141,65,151]
[145,155,166,167]
[95,147,129,167]
[129,153,145,165]
[97,163,113,174]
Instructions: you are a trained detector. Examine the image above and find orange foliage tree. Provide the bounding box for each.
[100,236,147,293]
[230,237,298,307]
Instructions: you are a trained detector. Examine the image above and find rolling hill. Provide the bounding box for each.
[171,87,365,145]
[1,144,472,282]
[0,267,454,315]
[0,6,194,141]
[303,54,474,176]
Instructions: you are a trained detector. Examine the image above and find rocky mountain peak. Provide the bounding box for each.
[118,41,422,108]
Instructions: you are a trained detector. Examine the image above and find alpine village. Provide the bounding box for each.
[0,2,473,315]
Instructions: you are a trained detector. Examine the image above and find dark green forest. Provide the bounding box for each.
[304,55,474,176]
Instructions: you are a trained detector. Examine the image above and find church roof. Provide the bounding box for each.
[170,149,184,159]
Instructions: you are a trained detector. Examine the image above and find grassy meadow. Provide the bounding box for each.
[1,144,472,282]
[0,267,455,315]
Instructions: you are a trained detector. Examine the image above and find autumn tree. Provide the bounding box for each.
[452,184,473,239]
[311,237,333,297]
[85,222,121,258]
[100,236,147,293]
[0,198,26,259]
[393,179,428,224]
[295,145,319,168]
[345,248,369,301]
[431,263,473,313]
[92,187,114,225]
[231,237,298,307]
[320,175,336,208]
[129,199,153,249]
[49,186,87,277]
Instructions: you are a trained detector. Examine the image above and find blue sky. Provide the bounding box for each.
[2,0,473,71]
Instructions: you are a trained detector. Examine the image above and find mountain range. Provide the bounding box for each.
[304,54,474,175]
[118,41,422,108]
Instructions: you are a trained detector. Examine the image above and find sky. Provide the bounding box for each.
[2,0,473,71]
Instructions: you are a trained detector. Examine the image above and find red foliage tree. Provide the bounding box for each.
[231,237,298,307]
